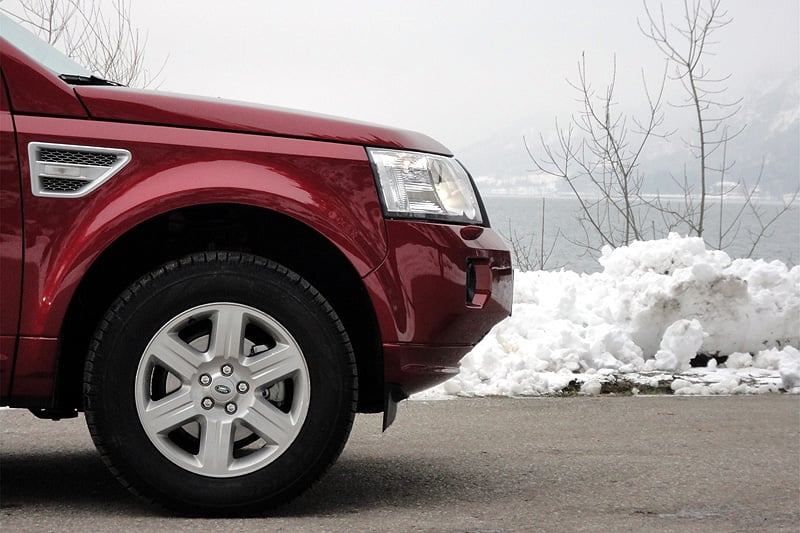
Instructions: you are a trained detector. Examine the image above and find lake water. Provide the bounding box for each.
[482,195,800,272]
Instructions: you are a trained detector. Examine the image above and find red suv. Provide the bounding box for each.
[0,17,512,513]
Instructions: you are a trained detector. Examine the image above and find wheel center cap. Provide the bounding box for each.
[211,378,235,401]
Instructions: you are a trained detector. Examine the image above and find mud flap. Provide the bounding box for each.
[382,384,407,431]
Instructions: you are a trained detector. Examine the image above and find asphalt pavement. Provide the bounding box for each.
[1,395,798,532]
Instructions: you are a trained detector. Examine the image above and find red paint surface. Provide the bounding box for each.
[0,37,88,118]
[0,31,512,407]
[0,70,22,399]
[365,220,513,345]
[75,86,451,155]
[14,115,388,337]
[8,337,58,400]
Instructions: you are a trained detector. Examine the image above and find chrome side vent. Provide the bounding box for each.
[28,142,131,198]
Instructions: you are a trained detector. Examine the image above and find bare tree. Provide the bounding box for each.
[639,0,743,237]
[502,198,563,271]
[518,0,797,268]
[2,0,164,87]
[526,53,670,254]
[639,0,797,253]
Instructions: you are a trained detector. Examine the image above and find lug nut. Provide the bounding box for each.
[221,363,234,376]
[199,374,212,386]
[225,402,237,414]
[237,381,249,393]
[201,397,214,410]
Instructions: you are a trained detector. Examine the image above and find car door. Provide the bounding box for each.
[0,70,23,399]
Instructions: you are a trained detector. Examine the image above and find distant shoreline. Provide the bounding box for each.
[481,192,799,206]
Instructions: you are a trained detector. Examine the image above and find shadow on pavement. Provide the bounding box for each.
[0,449,149,514]
[0,447,497,517]
[282,452,494,516]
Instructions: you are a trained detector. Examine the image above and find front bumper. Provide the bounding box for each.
[363,219,513,400]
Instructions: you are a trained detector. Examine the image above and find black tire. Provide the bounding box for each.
[84,252,357,514]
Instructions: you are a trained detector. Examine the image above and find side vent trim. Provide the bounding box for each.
[28,142,132,198]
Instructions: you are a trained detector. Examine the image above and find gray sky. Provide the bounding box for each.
[120,0,798,153]
[4,0,798,154]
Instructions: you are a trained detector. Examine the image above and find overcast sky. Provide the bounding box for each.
[4,0,799,154]
[127,0,798,152]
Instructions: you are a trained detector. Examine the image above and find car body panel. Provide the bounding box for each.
[0,27,513,409]
[7,337,58,404]
[367,220,513,345]
[364,220,514,395]
[0,69,22,399]
[0,36,88,118]
[14,114,388,338]
[74,85,451,156]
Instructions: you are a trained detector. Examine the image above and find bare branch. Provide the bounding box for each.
[2,0,166,88]
[519,0,796,269]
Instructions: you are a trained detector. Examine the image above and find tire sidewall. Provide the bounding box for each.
[87,255,354,511]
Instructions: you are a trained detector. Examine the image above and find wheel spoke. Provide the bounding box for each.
[150,334,203,381]
[135,300,313,478]
[198,417,235,475]
[242,399,295,445]
[246,343,304,388]
[209,306,246,359]
[141,389,197,435]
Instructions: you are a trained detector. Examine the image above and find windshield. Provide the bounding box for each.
[0,13,92,78]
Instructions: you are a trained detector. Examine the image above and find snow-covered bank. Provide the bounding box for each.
[419,234,800,398]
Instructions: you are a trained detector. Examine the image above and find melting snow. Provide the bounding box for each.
[416,234,800,398]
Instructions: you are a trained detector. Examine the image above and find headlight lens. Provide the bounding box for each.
[367,148,483,225]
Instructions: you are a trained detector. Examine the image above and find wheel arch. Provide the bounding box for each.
[56,203,384,414]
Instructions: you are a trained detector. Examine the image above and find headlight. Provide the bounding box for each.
[367,148,483,225]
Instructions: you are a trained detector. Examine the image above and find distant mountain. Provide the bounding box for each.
[733,73,800,196]
[461,71,799,199]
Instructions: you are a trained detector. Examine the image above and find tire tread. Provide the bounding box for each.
[83,251,358,513]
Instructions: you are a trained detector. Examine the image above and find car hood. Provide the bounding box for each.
[74,86,451,155]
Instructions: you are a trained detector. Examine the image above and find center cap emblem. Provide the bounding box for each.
[211,378,235,401]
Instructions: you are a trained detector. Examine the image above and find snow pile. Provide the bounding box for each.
[421,234,800,398]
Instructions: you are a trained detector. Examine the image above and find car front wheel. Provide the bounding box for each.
[84,252,356,513]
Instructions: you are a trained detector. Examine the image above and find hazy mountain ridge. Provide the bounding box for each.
[462,71,799,198]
